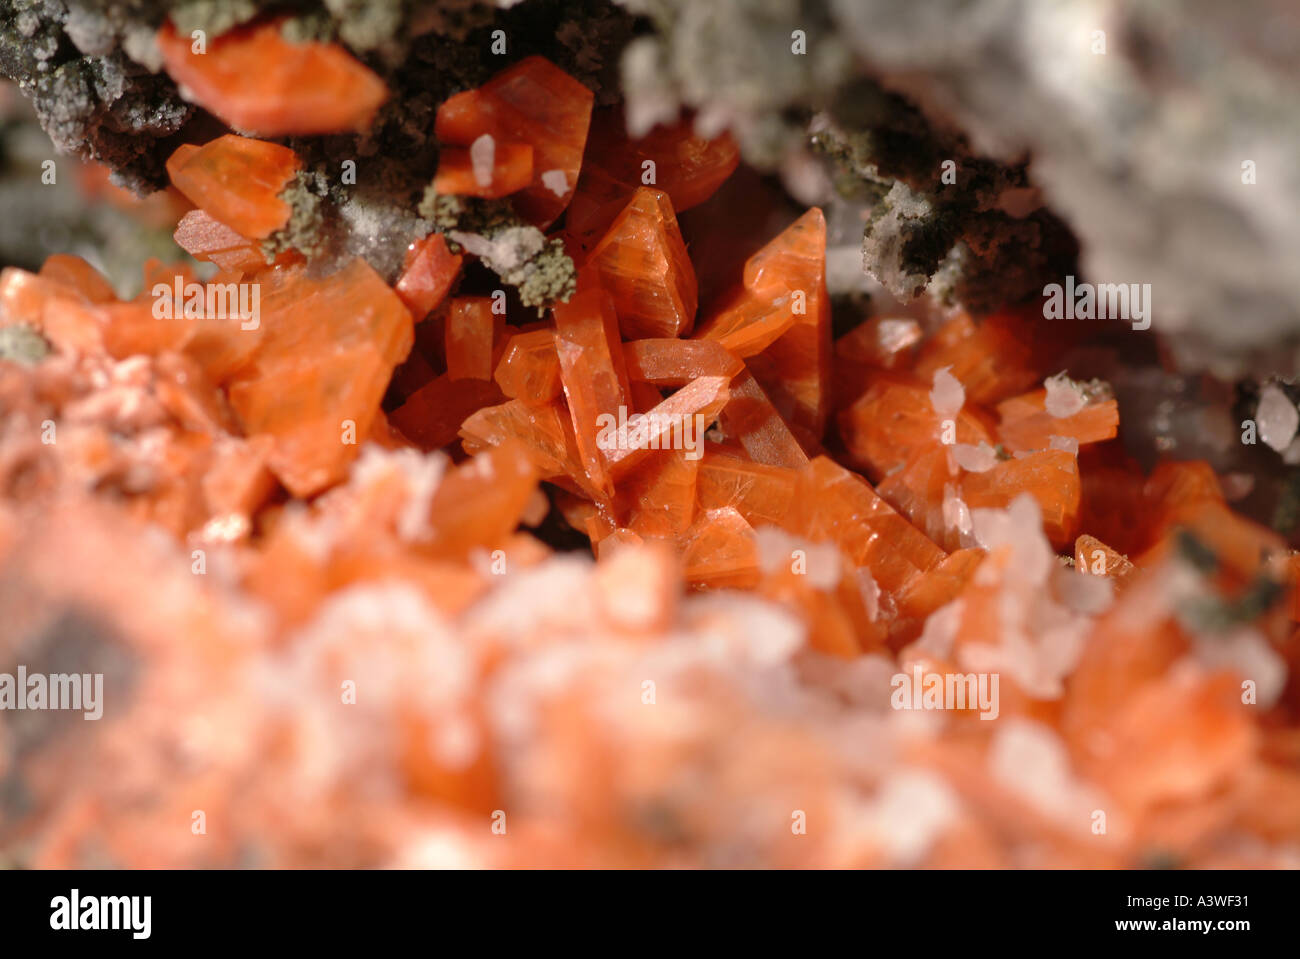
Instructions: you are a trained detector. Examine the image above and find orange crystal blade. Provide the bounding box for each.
[623,338,743,387]
[157,19,387,136]
[587,187,698,339]
[444,297,501,381]
[394,233,463,321]
[553,286,632,497]
[717,367,809,470]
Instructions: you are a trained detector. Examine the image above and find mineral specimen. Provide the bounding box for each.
[0,2,1297,876]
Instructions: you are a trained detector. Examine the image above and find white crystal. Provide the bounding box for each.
[989,720,1081,822]
[876,317,922,355]
[1044,371,1087,417]
[929,366,965,417]
[971,494,1053,586]
[1192,628,1287,708]
[541,169,569,197]
[942,483,973,537]
[1048,435,1079,455]
[868,772,959,865]
[1256,384,1299,452]
[470,134,496,189]
[952,441,998,472]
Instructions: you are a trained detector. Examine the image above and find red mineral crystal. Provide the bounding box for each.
[997,382,1119,453]
[587,187,697,339]
[157,19,387,135]
[717,367,810,470]
[394,234,463,321]
[960,450,1082,549]
[567,110,741,247]
[623,338,742,386]
[390,374,505,452]
[603,375,729,480]
[433,140,534,199]
[166,136,299,240]
[226,259,413,496]
[786,456,945,596]
[553,286,632,497]
[494,328,563,404]
[174,210,304,273]
[444,297,502,381]
[435,57,593,227]
[840,372,996,481]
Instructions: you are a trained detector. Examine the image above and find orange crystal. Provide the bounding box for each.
[226,259,414,496]
[460,398,583,485]
[622,338,742,386]
[434,57,593,227]
[174,209,303,273]
[996,386,1119,453]
[959,449,1082,549]
[433,140,534,199]
[717,367,810,469]
[157,19,387,136]
[696,449,799,528]
[37,254,117,303]
[494,328,563,405]
[735,208,831,440]
[444,297,501,381]
[553,286,632,497]
[166,136,299,240]
[614,448,700,540]
[394,234,463,321]
[425,439,540,560]
[682,507,760,589]
[1,266,105,355]
[587,187,698,339]
[914,310,1041,406]
[839,372,996,481]
[390,373,504,452]
[875,445,961,550]
[603,375,730,480]
[1074,534,1137,585]
[567,110,741,247]
[786,456,945,595]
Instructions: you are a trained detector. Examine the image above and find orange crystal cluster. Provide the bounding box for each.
[1,55,1299,869]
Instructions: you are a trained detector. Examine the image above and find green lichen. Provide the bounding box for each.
[1180,575,1285,633]
[504,236,576,309]
[1173,528,1219,575]
[280,10,338,45]
[0,323,51,365]
[169,0,261,40]
[262,168,330,261]
[1271,468,1300,535]
[1172,527,1285,633]
[419,189,577,310]
[420,192,512,238]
